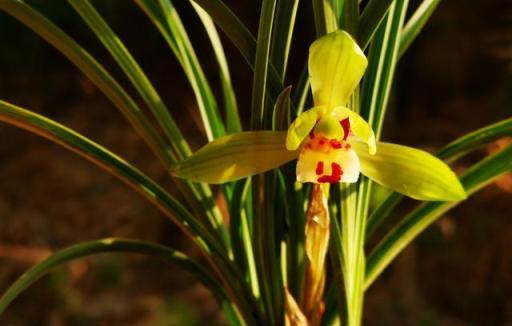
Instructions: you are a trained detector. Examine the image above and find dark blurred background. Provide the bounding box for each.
[0,0,511,325]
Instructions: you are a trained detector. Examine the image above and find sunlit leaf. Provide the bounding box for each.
[0,238,227,315]
[272,86,292,131]
[366,144,512,288]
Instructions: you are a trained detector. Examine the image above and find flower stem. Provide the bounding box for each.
[302,184,330,325]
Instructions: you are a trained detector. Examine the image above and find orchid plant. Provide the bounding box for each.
[0,0,511,325]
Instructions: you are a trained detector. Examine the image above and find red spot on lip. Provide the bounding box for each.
[316,162,344,183]
[340,118,350,141]
[330,139,342,149]
[315,161,324,175]
[344,143,351,150]
[319,139,326,145]
[331,163,342,177]
[309,131,315,139]
[317,175,341,183]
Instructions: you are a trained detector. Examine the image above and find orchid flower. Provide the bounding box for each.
[287,30,374,184]
[172,30,466,201]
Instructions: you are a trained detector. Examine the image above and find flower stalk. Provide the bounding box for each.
[302,184,330,325]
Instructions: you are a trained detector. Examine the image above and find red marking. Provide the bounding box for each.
[331,163,342,177]
[340,118,350,141]
[316,162,344,183]
[317,175,341,183]
[309,131,315,139]
[315,161,324,175]
[319,139,326,145]
[344,143,351,150]
[330,139,342,149]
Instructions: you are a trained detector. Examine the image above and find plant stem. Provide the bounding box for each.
[302,184,330,324]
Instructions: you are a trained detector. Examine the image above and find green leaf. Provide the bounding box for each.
[229,180,260,298]
[358,0,394,49]
[309,30,368,109]
[270,0,300,78]
[360,0,409,137]
[352,140,467,201]
[0,100,260,322]
[340,0,359,35]
[436,119,512,162]
[366,117,512,239]
[311,0,341,36]
[192,0,284,103]
[158,0,226,140]
[251,0,277,129]
[0,238,227,315]
[190,2,241,134]
[172,131,298,184]
[366,144,512,288]
[68,0,193,156]
[399,0,442,58]
[292,64,311,115]
[272,86,292,131]
[0,100,223,255]
[0,0,174,167]
[72,0,229,247]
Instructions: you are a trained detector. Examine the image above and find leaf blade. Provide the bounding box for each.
[358,0,393,49]
[399,0,442,57]
[192,0,284,103]
[191,2,241,134]
[0,238,227,315]
[0,0,174,166]
[366,144,512,288]
[366,117,512,239]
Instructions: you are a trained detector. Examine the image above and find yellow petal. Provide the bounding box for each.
[333,106,376,154]
[309,30,368,108]
[352,139,467,201]
[286,107,322,150]
[172,131,298,183]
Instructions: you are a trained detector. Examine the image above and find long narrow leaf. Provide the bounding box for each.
[0,0,173,167]
[311,0,340,37]
[341,0,359,35]
[157,0,226,140]
[251,0,277,129]
[191,0,284,103]
[229,180,260,299]
[366,117,512,239]
[399,0,442,57]
[0,238,227,315]
[0,100,269,319]
[366,145,512,288]
[0,100,222,256]
[358,0,393,49]
[191,2,241,133]
[270,0,299,79]
[67,0,193,156]
[68,0,229,246]
[134,0,225,141]
[360,0,409,136]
